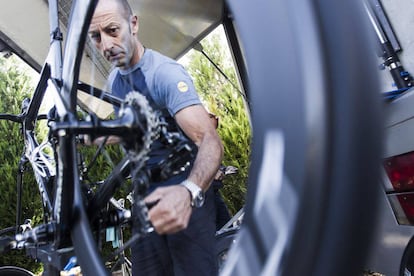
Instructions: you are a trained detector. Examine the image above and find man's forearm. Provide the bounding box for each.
[186,132,223,191]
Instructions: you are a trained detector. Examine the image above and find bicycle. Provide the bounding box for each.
[0,0,196,275]
[0,0,383,275]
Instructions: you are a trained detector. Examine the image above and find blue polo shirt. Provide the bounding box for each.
[109,49,201,188]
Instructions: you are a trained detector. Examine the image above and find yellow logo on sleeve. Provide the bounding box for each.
[177,81,189,92]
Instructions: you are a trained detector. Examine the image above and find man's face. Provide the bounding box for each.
[88,0,138,69]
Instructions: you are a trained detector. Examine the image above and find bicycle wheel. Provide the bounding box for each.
[400,235,414,276]
[58,0,110,275]
[0,266,34,276]
[60,1,157,275]
[222,0,382,275]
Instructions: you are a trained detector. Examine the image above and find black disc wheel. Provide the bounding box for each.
[222,0,383,275]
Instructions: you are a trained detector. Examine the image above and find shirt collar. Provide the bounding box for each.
[119,48,148,75]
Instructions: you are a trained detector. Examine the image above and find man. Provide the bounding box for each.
[88,0,223,275]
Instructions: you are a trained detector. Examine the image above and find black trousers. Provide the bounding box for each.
[131,187,218,276]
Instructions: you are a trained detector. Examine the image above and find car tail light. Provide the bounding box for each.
[384,151,414,192]
[384,151,414,225]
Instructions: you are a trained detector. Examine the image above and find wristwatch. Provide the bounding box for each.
[180,180,205,208]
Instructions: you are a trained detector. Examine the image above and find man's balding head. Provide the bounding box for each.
[96,0,133,19]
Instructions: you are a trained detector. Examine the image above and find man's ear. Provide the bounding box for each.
[130,15,139,35]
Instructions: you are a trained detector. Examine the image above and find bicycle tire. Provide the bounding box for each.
[59,1,149,275]
[58,0,109,275]
[0,266,34,276]
[222,0,382,275]
[400,235,414,276]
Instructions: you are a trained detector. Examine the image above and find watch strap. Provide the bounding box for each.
[180,179,204,207]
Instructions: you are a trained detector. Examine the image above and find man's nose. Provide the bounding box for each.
[101,34,113,52]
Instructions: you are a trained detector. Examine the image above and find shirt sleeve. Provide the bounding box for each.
[153,62,201,116]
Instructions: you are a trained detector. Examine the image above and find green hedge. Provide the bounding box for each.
[0,56,43,272]
[184,28,251,214]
